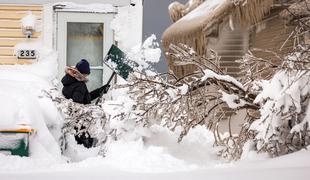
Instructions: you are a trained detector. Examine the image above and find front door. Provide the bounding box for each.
[57,12,114,91]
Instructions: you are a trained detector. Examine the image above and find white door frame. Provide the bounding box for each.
[56,11,115,85]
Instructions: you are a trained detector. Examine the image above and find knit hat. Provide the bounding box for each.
[76,59,90,74]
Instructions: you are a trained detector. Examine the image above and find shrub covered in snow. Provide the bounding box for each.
[250,46,310,156]
[43,88,108,157]
[108,41,310,160]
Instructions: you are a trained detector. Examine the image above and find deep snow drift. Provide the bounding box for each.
[0,43,63,161]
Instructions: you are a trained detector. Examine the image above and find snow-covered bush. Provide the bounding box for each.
[107,43,258,159]
[122,41,310,160]
[43,88,108,156]
[250,46,310,156]
[101,35,162,142]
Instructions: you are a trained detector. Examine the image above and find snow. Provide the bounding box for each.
[0,2,309,179]
[0,133,28,149]
[201,69,244,90]
[0,55,309,180]
[252,70,310,141]
[166,88,178,100]
[291,103,310,133]
[0,39,63,160]
[110,0,143,52]
[21,12,37,29]
[219,90,246,109]
[13,41,58,81]
[141,34,161,64]
[178,84,189,95]
[63,135,101,162]
[116,34,162,75]
[0,70,63,159]
[180,0,226,21]
[0,140,310,180]
[53,2,116,13]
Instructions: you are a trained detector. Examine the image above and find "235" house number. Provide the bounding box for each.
[17,50,37,59]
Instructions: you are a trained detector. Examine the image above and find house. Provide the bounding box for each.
[162,0,301,78]
[0,0,143,91]
[162,0,307,133]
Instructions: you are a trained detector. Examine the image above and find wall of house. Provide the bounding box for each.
[209,23,250,78]
[208,7,296,79]
[215,7,296,134]
[250,7,295,75]
[0,4,42,65]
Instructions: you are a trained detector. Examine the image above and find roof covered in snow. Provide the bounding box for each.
[162,0,274,77]
[163,0,274,43]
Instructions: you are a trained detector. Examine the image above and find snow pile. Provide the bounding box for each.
[0,40,62,159]
[145,125,219,166]
[13,41,58,81]
[0,124,219,173]
[102,139,196,172]
[0,71,62,159]
[1,148,310,180]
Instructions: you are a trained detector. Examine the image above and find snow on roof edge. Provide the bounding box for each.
[179,0,227,22]
[53,2,117,13]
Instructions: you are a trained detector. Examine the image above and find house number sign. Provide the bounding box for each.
[17,50,37,59]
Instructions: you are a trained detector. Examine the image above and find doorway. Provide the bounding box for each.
[56,12,114,91]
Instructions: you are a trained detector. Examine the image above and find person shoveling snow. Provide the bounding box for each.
[61,59,110,105]
[60,46,133,148]
[61,59,110,148]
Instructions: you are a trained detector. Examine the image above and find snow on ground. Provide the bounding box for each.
[0,42,63,160]
[0,137,309,180]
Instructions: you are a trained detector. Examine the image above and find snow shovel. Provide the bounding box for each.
[95,45,134,105]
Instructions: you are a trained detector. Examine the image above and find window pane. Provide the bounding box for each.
[67,22,104,67]
[86,69,103,92]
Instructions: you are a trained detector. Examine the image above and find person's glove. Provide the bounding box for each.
[101,84,111,94]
